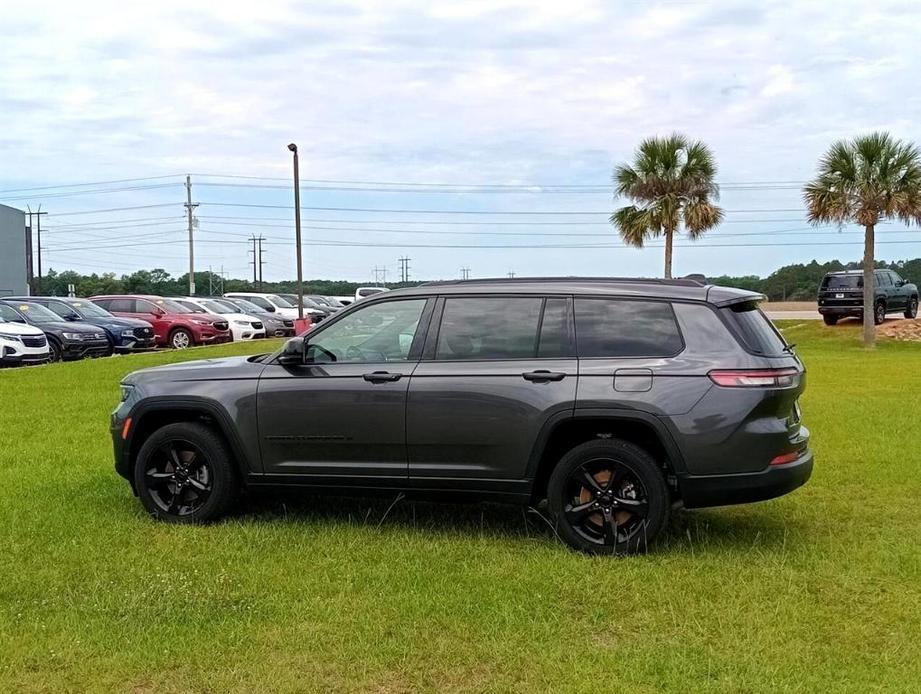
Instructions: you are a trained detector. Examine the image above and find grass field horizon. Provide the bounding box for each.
[2,324,920,692]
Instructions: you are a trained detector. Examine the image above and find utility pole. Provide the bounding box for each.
[184,175,198,295]
[257,235,265,289]
[249,235,258,285]
[218,265,226,295]
[25,209,34,292]
[398,256,411,283]
[507,271,516,278]
[208,265,213,295]
[287,143,305,321]
[460,267,470,280]
[27,205,48,294]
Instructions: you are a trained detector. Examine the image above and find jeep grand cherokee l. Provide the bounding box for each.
[111,278,812,555]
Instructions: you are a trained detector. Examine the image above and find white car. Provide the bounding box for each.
[332,295,354,306]
[355,287,389,301]
[223,292,325,321]
[175,298,266,341]
[0,316,50,366]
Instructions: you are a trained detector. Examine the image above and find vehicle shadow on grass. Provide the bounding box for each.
[240,491,800,555]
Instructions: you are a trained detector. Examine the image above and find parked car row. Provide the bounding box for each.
[0,291,344,367]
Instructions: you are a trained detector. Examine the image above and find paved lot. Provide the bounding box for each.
[766,310,822,320]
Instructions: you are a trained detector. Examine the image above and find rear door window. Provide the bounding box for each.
[721,303,788,356]
[575,299,683,358]
[537,298,575,358]
[435,297,543,360]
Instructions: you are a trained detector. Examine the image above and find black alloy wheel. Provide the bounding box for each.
[874,301,886,325]
[548,439,669,555]
[905,297,918,319]
[134,422,238,522]
[48,338,62,362]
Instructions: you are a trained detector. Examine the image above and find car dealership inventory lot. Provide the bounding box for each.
[1,323,920,692]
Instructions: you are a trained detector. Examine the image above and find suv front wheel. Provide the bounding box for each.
[134,422,238,523]
[548,439,669,555]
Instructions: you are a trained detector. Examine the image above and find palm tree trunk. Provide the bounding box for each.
[663,228,674,279]
[863,223,876,348]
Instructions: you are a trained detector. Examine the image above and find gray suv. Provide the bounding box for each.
[111,278,812,555]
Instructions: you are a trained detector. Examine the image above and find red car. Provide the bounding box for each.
[90,295,232,349]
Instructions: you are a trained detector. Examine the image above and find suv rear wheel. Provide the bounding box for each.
[548,439,669,555]
[134,422,238,523]
[874,301,886,325]
[905,297,918,319]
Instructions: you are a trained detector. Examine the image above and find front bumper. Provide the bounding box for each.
[678,448,813,509]
[114,336,157,353]
[198,330,232,345]
[1,350,50,366]
[62,339,112,360]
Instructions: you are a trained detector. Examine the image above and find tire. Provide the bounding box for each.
[905,297,918,319]
[874,301,886,325]
[547,439,669,556]
[823,315,838,326]
[133,422,239,523]
[169,328,193,349]
[47,338,62,362]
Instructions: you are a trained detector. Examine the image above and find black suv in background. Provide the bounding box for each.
[111,278,812,555]
[0,300,111,361]
[818,269,918,325]
[9,296,156,353]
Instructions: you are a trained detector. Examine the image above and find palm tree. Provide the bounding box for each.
[611,134,723,279]
[804,133,921,347]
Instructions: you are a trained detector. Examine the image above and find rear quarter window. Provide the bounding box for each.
[721,303,788,356]
[574,299,683,358]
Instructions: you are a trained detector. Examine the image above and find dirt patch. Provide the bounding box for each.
[878,318,921,342]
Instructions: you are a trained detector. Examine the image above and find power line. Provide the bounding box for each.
[199,201,805,215]
[0,182,182,202]
[48,203,179,217]
[0,174,181,196]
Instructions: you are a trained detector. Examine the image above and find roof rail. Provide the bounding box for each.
[422,276,707,287]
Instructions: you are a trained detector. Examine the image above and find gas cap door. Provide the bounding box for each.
[613,368,653,392]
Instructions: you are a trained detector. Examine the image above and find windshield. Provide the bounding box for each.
[200,299,230,314]
[10,302,62,324]
[176,300,207,314]
[269,295,294,308]
[226,298,264,313]
[823,274,862,289]
[67,300,111,318]
[153,298,194,313]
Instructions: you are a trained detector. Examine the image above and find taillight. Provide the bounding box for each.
[708,368,799,388]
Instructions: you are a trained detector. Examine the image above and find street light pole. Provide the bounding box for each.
[288,143,305,321]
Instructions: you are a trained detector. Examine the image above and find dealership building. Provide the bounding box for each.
[0,204,29,297]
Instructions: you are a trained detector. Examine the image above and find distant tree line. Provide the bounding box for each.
[32,258,921,303]
[35,268,424,299]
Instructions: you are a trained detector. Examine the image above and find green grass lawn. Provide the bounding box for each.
[2,325,920,693]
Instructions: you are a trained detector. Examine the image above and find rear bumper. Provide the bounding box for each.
[818,306,862,316]
[678,448,813,509]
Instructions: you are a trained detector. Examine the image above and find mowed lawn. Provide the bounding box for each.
[1,324,920,693]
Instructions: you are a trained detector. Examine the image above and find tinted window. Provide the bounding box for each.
[108,299,135,313]
[177,300,206,313]
[877,272,891,287]
[721,304,788,356]
[308,299,427,363]
[575,299,682,358]
[245,296,273,310]
[538,298,574,358]
[436,297,542,360]
[823,275,861,289]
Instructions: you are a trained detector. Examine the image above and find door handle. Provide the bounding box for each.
[363,371,402,383]
[522,370,566,382]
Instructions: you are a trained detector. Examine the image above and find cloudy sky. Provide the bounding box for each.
[2,0,920,282]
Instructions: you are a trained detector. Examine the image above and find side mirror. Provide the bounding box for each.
[65,313,80,321]
[277,337,305,366]
[265,305,276,312]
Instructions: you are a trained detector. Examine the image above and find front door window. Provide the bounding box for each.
[307,299,427,363]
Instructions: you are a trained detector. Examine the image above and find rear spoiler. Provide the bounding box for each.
[705,285,767,308]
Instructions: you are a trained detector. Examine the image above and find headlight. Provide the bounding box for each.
[62,332,85,340]
[3,334,23,343]
[120,383,135,402]
[192,319,211,326]
[233,320,249,326]
[121,329,135,337]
